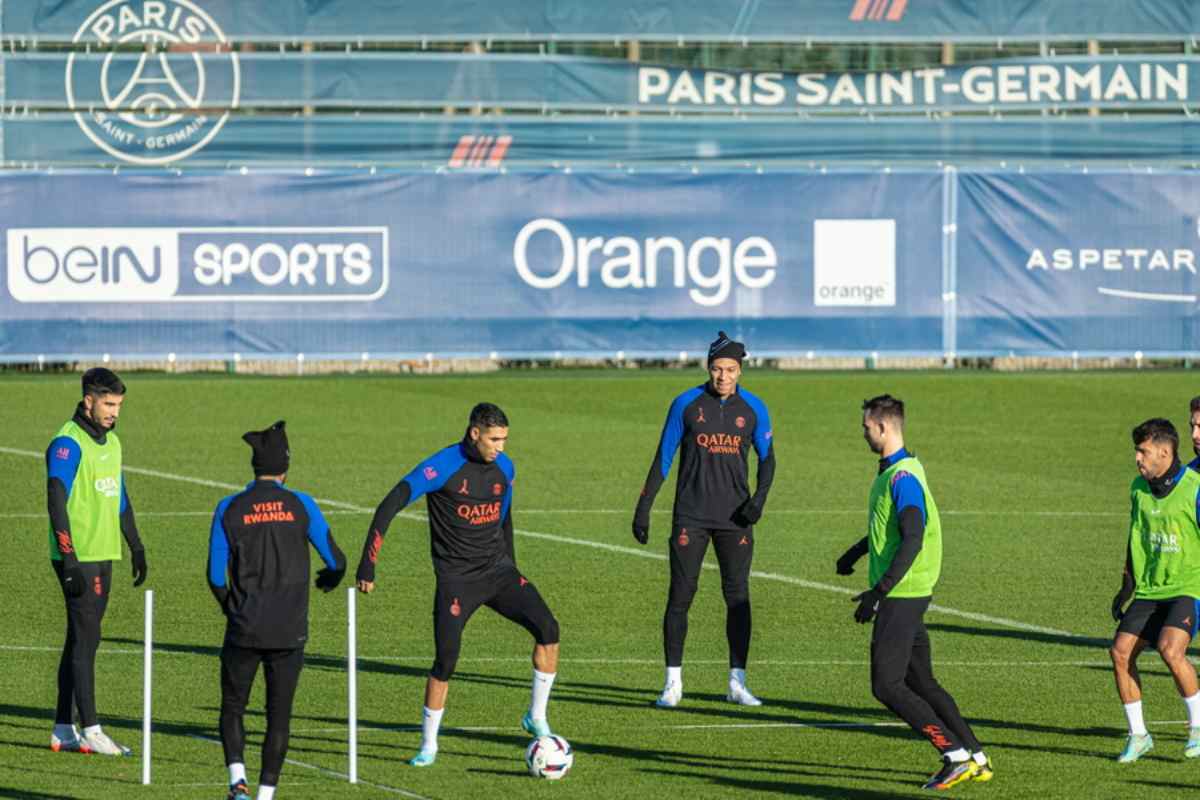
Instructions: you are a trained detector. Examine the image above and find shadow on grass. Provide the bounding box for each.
[0,789,78,799]
[925,622,1111,651]
[641,769,932,800]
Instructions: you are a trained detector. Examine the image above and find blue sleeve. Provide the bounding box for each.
[657,389,700,479]
[741,390,773,462]
[46,436,82,496]
[207,496,235,589]
[498,453,516,523]
[399,446,460,503]
[890,471,927,524]
[120,475,129,514]
[297,491,338,569]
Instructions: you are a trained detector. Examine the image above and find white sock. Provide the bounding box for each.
[530,669,556,720]
[420,706,444,753]
[944,747,970,763]
[665,666,682,687]
[53,723,76,739]
[730,667,747,686]
[1185,692,1200,728]
[228,762,247,785]
[1124,700,1148,736]
[971,751,988,766]
[83,724,102,738]
[257,786,275,800]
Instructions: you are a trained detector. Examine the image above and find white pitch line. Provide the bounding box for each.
[2,445,1091,640]
[669,721,910,730]
[189,735,431,800]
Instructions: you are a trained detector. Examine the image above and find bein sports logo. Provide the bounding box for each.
[6,227,388,303]
[65,0,240,165]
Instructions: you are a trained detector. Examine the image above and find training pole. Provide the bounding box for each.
[142,589,153,785]
[348,586,358,783]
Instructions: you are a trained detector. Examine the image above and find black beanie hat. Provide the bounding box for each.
[243,420,290,476]
[707,330,747,365]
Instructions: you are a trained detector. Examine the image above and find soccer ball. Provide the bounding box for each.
[525,734,573,779]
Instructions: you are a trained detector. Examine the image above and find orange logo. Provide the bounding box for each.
[55,530,74,554]
[739,535,749,546]
[678,529,690,547]
[697,407,706,423]
[849,0,908,22]
[457,478,470,495]
[519,576,528,587]
[450,597,461,617]
[922,724,951,750]
[457,501,502,526]
[493,483,503,496]
[696,432,742,454]
[242,501,296,525]
[93,576,103,596]
[367,530,383,563]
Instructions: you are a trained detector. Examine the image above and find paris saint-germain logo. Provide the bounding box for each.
[65,0,240,165]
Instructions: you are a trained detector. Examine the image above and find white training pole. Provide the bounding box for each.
[348,586,358,784]
[142,589,153,785]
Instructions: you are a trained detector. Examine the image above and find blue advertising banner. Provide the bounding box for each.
[5,52,1196,114]
[6,114,1200,168]
[956,170,1200,355]
[2,0,1197,43]
[0,170,946,359]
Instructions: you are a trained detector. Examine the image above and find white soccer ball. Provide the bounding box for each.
[525,734,573,779]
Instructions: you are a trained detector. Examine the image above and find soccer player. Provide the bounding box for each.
[835,394,990,790]
[632,331,775,708]
[1187,396,1200,471]
[1109,418,1200,763]
[207,421,346,800]
[46,367,147,756]
[355,403,560,767]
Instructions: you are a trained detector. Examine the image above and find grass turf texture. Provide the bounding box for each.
[0,368,1197,799]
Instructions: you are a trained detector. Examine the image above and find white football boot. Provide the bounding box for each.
[81,728,132,756]
[727,671,763,707]
[655,681,683,708]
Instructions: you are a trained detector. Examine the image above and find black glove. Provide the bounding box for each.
[61,561,85,599]
[733,498,763,528]
[632,507,650,545]
[315,567,345,593]
[853,588,884,624]
[130,548,148,587]
[356,557,375,585]
[836,550,861,576]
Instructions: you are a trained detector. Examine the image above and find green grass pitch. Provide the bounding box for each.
[1,368,1198,799]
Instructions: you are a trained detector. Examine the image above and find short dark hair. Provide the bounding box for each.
[81,367,125,398]
[1132,418,1179,453]
[469,402,509,430]
[1190,395,1200,416]
[862,394,905,426]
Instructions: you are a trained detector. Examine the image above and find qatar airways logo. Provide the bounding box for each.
[512,218,777,307]
[457,501,502,526]
[696,432,742,454]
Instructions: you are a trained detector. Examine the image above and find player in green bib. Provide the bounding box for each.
[45,368,147,757]
[1110,418,1200,763]
[836,395,990,791]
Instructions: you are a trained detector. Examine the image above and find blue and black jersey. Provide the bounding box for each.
[207,479,345,649]
[358,439,516,581]
[637,383,776,530]
[1189,456,1200,472]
